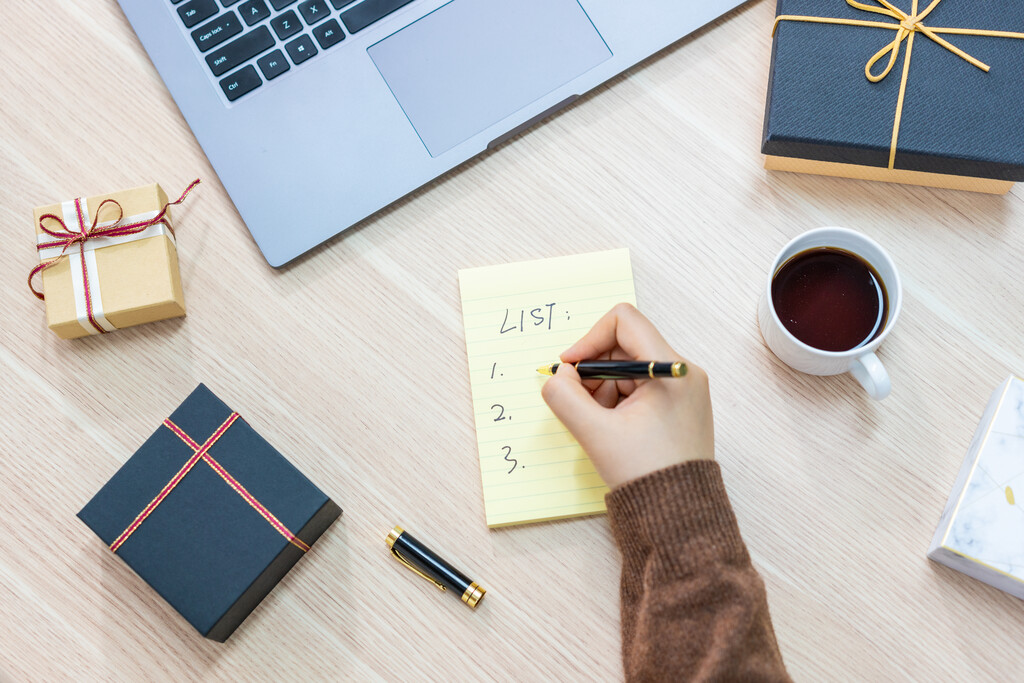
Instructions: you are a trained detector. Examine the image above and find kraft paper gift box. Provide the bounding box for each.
[78,384,342,642]
[32,183,192,339]
[762,0,1024,194]
[929,376,1024,600]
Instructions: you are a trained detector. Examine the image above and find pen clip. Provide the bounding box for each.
[391,548,447,592]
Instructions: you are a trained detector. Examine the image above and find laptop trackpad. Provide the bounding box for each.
[367,0,611,157]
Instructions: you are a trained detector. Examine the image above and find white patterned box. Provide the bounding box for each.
[929,376,1024,599]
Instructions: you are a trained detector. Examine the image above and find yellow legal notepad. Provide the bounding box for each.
[458,249,636,527]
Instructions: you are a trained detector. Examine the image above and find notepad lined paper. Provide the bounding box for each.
[458,249,636,527]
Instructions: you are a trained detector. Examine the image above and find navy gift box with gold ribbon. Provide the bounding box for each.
[762,0,1024,193]
[78,384,341,642]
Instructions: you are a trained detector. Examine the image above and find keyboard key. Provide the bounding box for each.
[257,49,291,80]
[178,0,219,28]
[220,65,261,101]
[221,0,244,5]
[192,12,243,52]
[298,0,330,25]
[271,10,302,40]
[205,25,274,76]
[285,34,318,64]
[269,0,297,8]
[312,19,345,49]
[341,0,414,34]
[329,0,356,8]
[172,0,187,4]
[238,0,270,25]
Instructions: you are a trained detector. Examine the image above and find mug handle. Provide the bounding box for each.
[849,352,891,400]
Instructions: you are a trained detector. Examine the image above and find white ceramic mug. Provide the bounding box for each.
[757,227,903,400]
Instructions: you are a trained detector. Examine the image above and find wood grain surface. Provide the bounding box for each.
[3,1,1024,680]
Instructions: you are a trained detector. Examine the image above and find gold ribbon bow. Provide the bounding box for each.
[773,0,1024,169]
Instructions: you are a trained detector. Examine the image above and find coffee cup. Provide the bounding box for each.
[757,227,903,400]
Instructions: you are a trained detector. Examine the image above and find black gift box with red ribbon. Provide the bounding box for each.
[78,384,341,642]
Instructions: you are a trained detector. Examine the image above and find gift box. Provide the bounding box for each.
[78,384,342,641]
[928,376,1024,600]
[762,1,1024,194]
[31,182,196,339]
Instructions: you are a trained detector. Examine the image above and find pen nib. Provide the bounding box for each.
[537,364,554,376]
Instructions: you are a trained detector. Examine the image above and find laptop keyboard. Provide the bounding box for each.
[173,0,417,102]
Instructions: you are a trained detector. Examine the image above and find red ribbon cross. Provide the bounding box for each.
[109,411,310,554]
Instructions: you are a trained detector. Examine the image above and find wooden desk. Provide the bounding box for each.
[2,1,1023,679]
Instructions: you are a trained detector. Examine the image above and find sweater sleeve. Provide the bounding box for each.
[605,460,790,682]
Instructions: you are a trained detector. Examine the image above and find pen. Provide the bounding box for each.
[536,360,687,379]
[386,526,486,609]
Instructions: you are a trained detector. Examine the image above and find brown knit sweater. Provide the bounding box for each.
[606,460,791,682]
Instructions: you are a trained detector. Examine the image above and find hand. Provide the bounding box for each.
[541,303,714,489]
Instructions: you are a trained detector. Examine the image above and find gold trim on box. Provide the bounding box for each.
[939,379,1015,547]
[940,545,1024,585]
[765,155,1014,195]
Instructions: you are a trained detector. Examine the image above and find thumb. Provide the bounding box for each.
[541,363,606,441]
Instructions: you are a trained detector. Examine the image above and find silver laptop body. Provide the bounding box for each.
[118,0,743,266]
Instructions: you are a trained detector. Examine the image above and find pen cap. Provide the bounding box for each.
[386,526,486,608]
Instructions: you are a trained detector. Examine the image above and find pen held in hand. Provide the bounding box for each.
[537,360,687,379]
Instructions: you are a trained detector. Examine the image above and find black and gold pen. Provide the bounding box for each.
[386,526,486,609]
[537,360,687,379]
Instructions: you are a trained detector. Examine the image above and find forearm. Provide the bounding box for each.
[607,461,790,682]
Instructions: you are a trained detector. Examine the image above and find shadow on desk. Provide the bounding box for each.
[927,561,1024,671]
[82,514,352,677]
[763,169,1013,241]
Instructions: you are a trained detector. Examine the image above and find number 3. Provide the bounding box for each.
[501,446,517,474]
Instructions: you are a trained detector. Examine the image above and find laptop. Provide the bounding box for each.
[118,0,744,266]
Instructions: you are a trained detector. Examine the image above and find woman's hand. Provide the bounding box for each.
[541,303,714,489]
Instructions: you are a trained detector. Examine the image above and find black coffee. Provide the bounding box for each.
[771,247,888,352]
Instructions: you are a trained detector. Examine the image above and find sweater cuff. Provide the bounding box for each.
[606,460,747,572]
